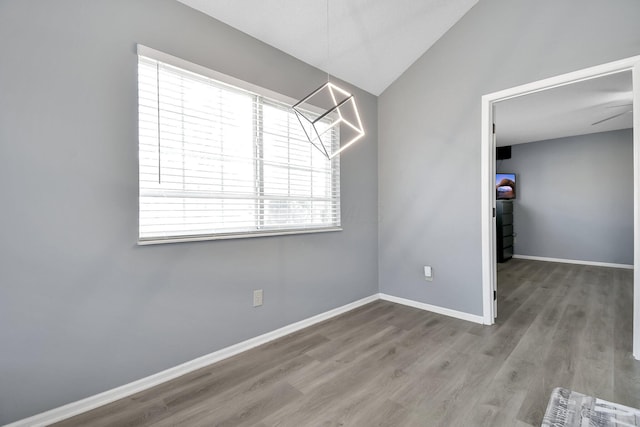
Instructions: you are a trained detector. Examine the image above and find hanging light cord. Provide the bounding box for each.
[326,0,330,84]
[156,62,162,184]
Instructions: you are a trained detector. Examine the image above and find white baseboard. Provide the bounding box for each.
[8,292,486,426]
[379,293,485,324]
[6,294,379,427]
[513,254,633,270]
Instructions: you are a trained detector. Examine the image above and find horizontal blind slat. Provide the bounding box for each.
[138,52,340,240]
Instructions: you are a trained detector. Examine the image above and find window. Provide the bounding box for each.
[137,46,341,244]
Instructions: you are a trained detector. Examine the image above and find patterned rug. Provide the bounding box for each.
[542,387,640,426]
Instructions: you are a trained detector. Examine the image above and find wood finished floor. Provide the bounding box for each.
[54,259,640,426]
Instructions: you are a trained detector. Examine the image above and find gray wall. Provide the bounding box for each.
[498,130,633,265]
[378,0,640,315]
[0,1,378,423]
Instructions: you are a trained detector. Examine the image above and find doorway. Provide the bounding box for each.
[480,55,640,360]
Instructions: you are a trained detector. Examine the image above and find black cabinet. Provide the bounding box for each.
[496,200,514,263]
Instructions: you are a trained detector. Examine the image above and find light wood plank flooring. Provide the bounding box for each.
[54,260,639,426]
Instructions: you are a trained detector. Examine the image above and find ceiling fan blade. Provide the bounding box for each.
[591,110,632,126]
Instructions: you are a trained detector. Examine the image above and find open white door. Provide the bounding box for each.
[492,119,497,320]
[481,95,497,324]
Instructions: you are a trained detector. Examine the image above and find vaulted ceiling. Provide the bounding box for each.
[176,0,479,96]
[176,1,633,145]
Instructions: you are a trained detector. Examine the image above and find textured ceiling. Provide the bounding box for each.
[176,0,479,95]
[496,71,633,146]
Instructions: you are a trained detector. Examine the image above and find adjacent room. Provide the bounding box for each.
[495,71,633,267]
[2,1,640,426]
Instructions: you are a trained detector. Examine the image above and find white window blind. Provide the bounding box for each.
[137,47,341,243]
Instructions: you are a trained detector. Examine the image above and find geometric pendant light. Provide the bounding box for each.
[292,0,365,160]
[293,81,365,160]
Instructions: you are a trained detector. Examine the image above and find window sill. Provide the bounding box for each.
[137,227,343,246]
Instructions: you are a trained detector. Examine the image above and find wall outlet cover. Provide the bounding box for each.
[424,266,433,281]
[253,289,263,307]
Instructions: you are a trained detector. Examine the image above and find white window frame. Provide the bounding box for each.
[137,45,342,245]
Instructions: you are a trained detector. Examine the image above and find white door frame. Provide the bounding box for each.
[480,55,640,360]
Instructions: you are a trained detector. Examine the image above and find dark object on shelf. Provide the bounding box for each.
[496,200,513,263]
[496,145,511,160]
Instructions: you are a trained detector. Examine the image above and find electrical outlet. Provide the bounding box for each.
[424,266,433,281]
[253,289,263,307]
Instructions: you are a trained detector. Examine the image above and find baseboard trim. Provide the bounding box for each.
[512,254,634,270]
[379,293,485,324]
[6,294,379,427]
[8,292,486,426]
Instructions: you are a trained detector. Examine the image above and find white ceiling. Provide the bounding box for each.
[176,1,633,145]
[176,0,479,95]
[495,71,633,147]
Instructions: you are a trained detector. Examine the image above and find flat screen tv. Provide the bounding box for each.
[496,173,516,200]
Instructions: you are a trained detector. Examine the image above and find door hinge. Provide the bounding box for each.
[494,290,497,300]
[493,207,496,218]
[492,123,496,134]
